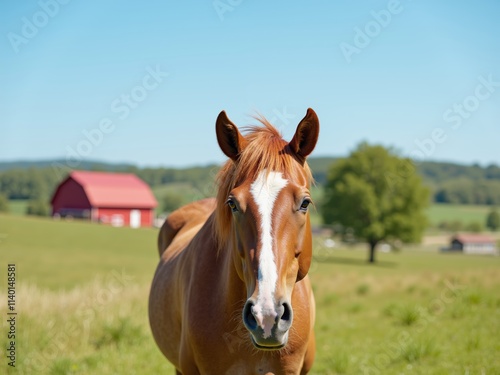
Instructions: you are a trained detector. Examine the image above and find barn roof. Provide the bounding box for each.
[453,234,495,244]
[55,171,157,208]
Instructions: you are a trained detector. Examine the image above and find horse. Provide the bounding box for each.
[149,108,320,374]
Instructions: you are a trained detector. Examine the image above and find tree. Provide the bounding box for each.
[26,199,50,216]
[486,208,500,231]
[322,143,430,263]
[161,191,185,213]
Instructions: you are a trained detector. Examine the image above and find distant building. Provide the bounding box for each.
[448,234,497,255]
[51,171,157,227]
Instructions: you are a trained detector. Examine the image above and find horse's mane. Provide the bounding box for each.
[214,117,313,247]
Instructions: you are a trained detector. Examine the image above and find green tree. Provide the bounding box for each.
[161,191,185,213]
[486,208,500,231]
[0,193,9,213]
[322,143,430,263]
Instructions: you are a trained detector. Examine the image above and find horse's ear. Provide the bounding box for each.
[289,108,319,162]
[216,110,247,161]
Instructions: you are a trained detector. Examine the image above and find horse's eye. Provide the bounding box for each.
[227,199,238,213]
[299,199,311,212]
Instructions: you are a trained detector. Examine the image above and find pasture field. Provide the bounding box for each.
[426,204,491,227]
[1,214,499,374]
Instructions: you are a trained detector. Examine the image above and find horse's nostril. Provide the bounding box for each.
[281,302,291,322]
[243,301,257,330]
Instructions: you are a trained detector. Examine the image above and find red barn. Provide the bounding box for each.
[51,171,157,227]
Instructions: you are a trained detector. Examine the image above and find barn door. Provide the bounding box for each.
[130,210,141,228]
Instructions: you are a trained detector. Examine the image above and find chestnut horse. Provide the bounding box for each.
[149,109,320,374]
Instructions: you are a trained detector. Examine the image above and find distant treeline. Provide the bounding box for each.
[0,158,499,205]
[419,162,500,205]
[309,158,500,205]
[0,163,220,202]
[434,178,500,205]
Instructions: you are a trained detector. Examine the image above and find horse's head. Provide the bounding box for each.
[215,109,319,350]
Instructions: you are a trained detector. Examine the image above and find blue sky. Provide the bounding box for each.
[1,0,499,168]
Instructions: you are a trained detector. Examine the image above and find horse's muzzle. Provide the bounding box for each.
[242,299,293,350]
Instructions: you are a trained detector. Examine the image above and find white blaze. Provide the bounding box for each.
[249,170,288,338]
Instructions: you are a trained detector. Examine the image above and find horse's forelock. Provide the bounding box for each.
[213,118,313,249]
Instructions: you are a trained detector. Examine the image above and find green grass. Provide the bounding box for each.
[310,250,500,374]
[426,203,491,226]
[0,214,158,289]
[395,304,421,326]
[1,214,500,374]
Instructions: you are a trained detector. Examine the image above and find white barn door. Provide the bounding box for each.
[130,210,141,228]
